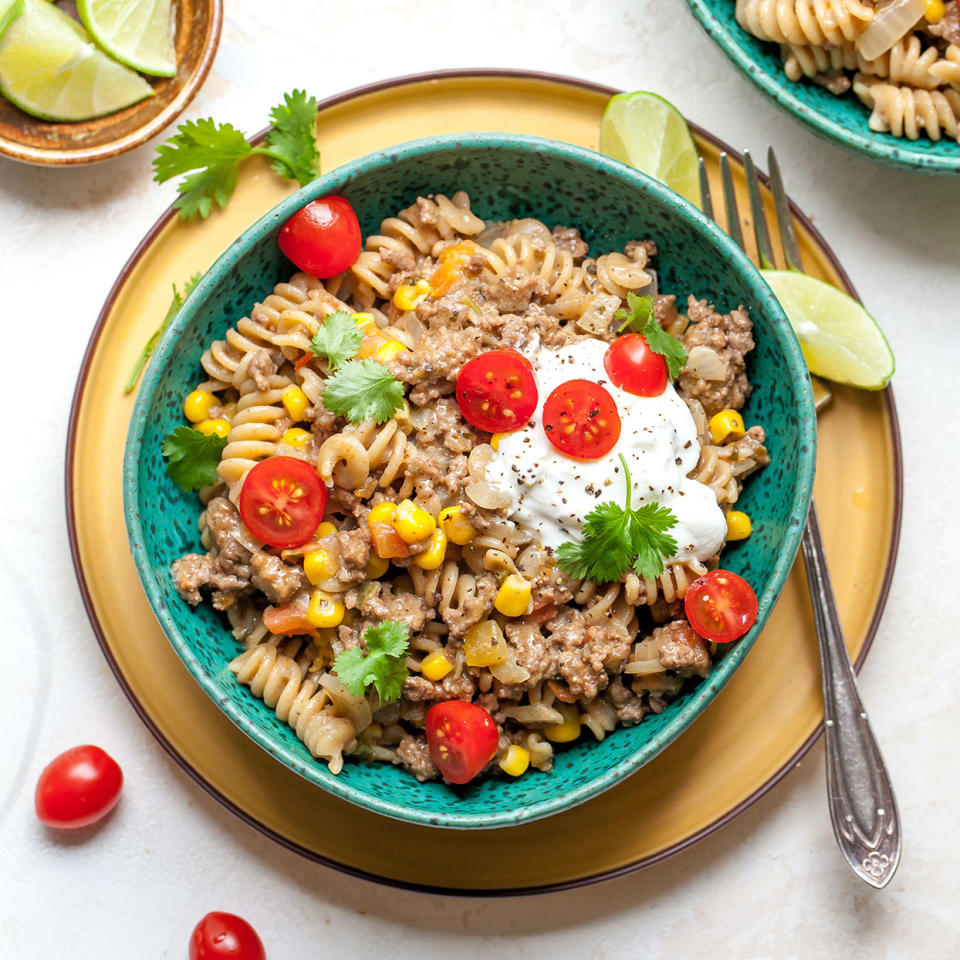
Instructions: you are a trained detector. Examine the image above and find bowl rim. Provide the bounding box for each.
[0,0,223,166]
[683,0,960,174]
[122,130,817,829]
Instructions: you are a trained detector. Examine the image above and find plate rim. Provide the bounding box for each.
[0,0,223,166]
[65,67,904,894]
[682,0,960,174]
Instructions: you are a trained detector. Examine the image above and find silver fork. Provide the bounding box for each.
[698,148,900,889]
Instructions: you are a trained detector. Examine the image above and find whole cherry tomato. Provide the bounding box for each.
[603,333,668,397]
[189,912,265,960]
[425,701,499,784]
[277,196,361,278]
[456,349,538,433]
[684,569,758,643]
[35,745,123,829]
[541,379,621,460]
[238,456,327,549]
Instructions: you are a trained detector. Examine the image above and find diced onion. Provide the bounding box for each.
[855,0,926,60]
[684,345,728,381]
[490,655,531,685]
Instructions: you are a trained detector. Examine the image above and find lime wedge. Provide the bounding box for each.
[77,0,175,78]
[0,0,154,121]
[761,270,894,389]
[600,91,702,209]
[0,0,25,42]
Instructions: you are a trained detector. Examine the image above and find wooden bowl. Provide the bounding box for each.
[0,0,222,165]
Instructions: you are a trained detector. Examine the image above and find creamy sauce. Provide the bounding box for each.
[484,339,726,562]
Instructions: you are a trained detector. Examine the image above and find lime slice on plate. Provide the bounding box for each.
[77,0,175,78]
[600,91,702,209]
[0,0,154,121]
[761,270,894,389]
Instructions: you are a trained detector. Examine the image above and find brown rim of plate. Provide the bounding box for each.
[0,0,223,166]
[64,68,904,897]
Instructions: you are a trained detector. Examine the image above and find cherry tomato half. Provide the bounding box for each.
[456,349,538,433]
[189,912,265,960]
[684,569,758,643]
[603,333,668,397]
[277,196,361,278]
[35,745,123,829]
[239,456,327,549]
[425,701,499,785]
[541,379,621,460]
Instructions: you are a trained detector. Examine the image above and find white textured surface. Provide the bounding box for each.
[1,2,958,956]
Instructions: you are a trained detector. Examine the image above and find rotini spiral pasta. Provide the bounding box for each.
[854,73,960,140]
[172,190,768,783]
[736,0,874,48]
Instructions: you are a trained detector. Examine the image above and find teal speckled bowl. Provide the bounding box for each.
[685,0,960,173]
[124,133,815,829]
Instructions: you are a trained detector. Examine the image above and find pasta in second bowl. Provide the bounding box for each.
[124,134,815,828]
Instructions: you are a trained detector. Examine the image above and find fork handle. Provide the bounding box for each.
[801,501,900,887]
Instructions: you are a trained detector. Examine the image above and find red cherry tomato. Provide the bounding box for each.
[603,334,668,397]
[456,349,538,433]
[239,456,327,549]
[35,745,123,829]
[684,569,758,643]
[425,701,499,785]
[277,196,361,278]
[189,912,265,960]
[541,379,621,460]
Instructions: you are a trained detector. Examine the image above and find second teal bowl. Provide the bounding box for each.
[124,133,816,828]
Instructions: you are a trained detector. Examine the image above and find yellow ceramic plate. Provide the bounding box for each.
[67,70,901,894]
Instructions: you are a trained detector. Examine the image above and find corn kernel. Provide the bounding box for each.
[463,620,508,667]
[438,505,476,545]
[420,650,453,682]
[184,390,218,423]
[708,408,746,444]
[393,279,430,311]
[367,501,398,527]
[544,703,581,743]
[494,574,532,618]
[195,418,231,439]
[304,548,338,585]
[305,590,345,628]
[281,427,312,450]
[499,744,530,777]
[725,510,752,541]
[282,384,310,422]
[316,521,338,538]
[365,554,390,579]
[490,432,509,452]
[395,499,436,544]
[352,312,378,335]
[413,529,447,570]
[373,340,409,364]
[925,0,945,21]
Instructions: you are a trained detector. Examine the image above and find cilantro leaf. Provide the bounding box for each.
[556,455,678,583]
[311,310,363,371]
[322,359,406,424]
[263,89,320,187]
[333,620,410,702]
[614,291,689,380]
[161,425,227,491]
[629,502,679,580]
[125,273,203,393]
[153,118,252,220]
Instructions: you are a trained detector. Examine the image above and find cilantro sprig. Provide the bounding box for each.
[615,292,688,380]
[161,425,227,491]
[333,620,410,702]
[556,454,678,583]
[153,89,320,220]
[322,359,406,424]
[311,310,363,371]
[125,273,202,393]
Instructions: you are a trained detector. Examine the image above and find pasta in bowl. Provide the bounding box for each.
[124,134,815,827]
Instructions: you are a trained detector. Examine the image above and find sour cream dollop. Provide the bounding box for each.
[483,339,726,563]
